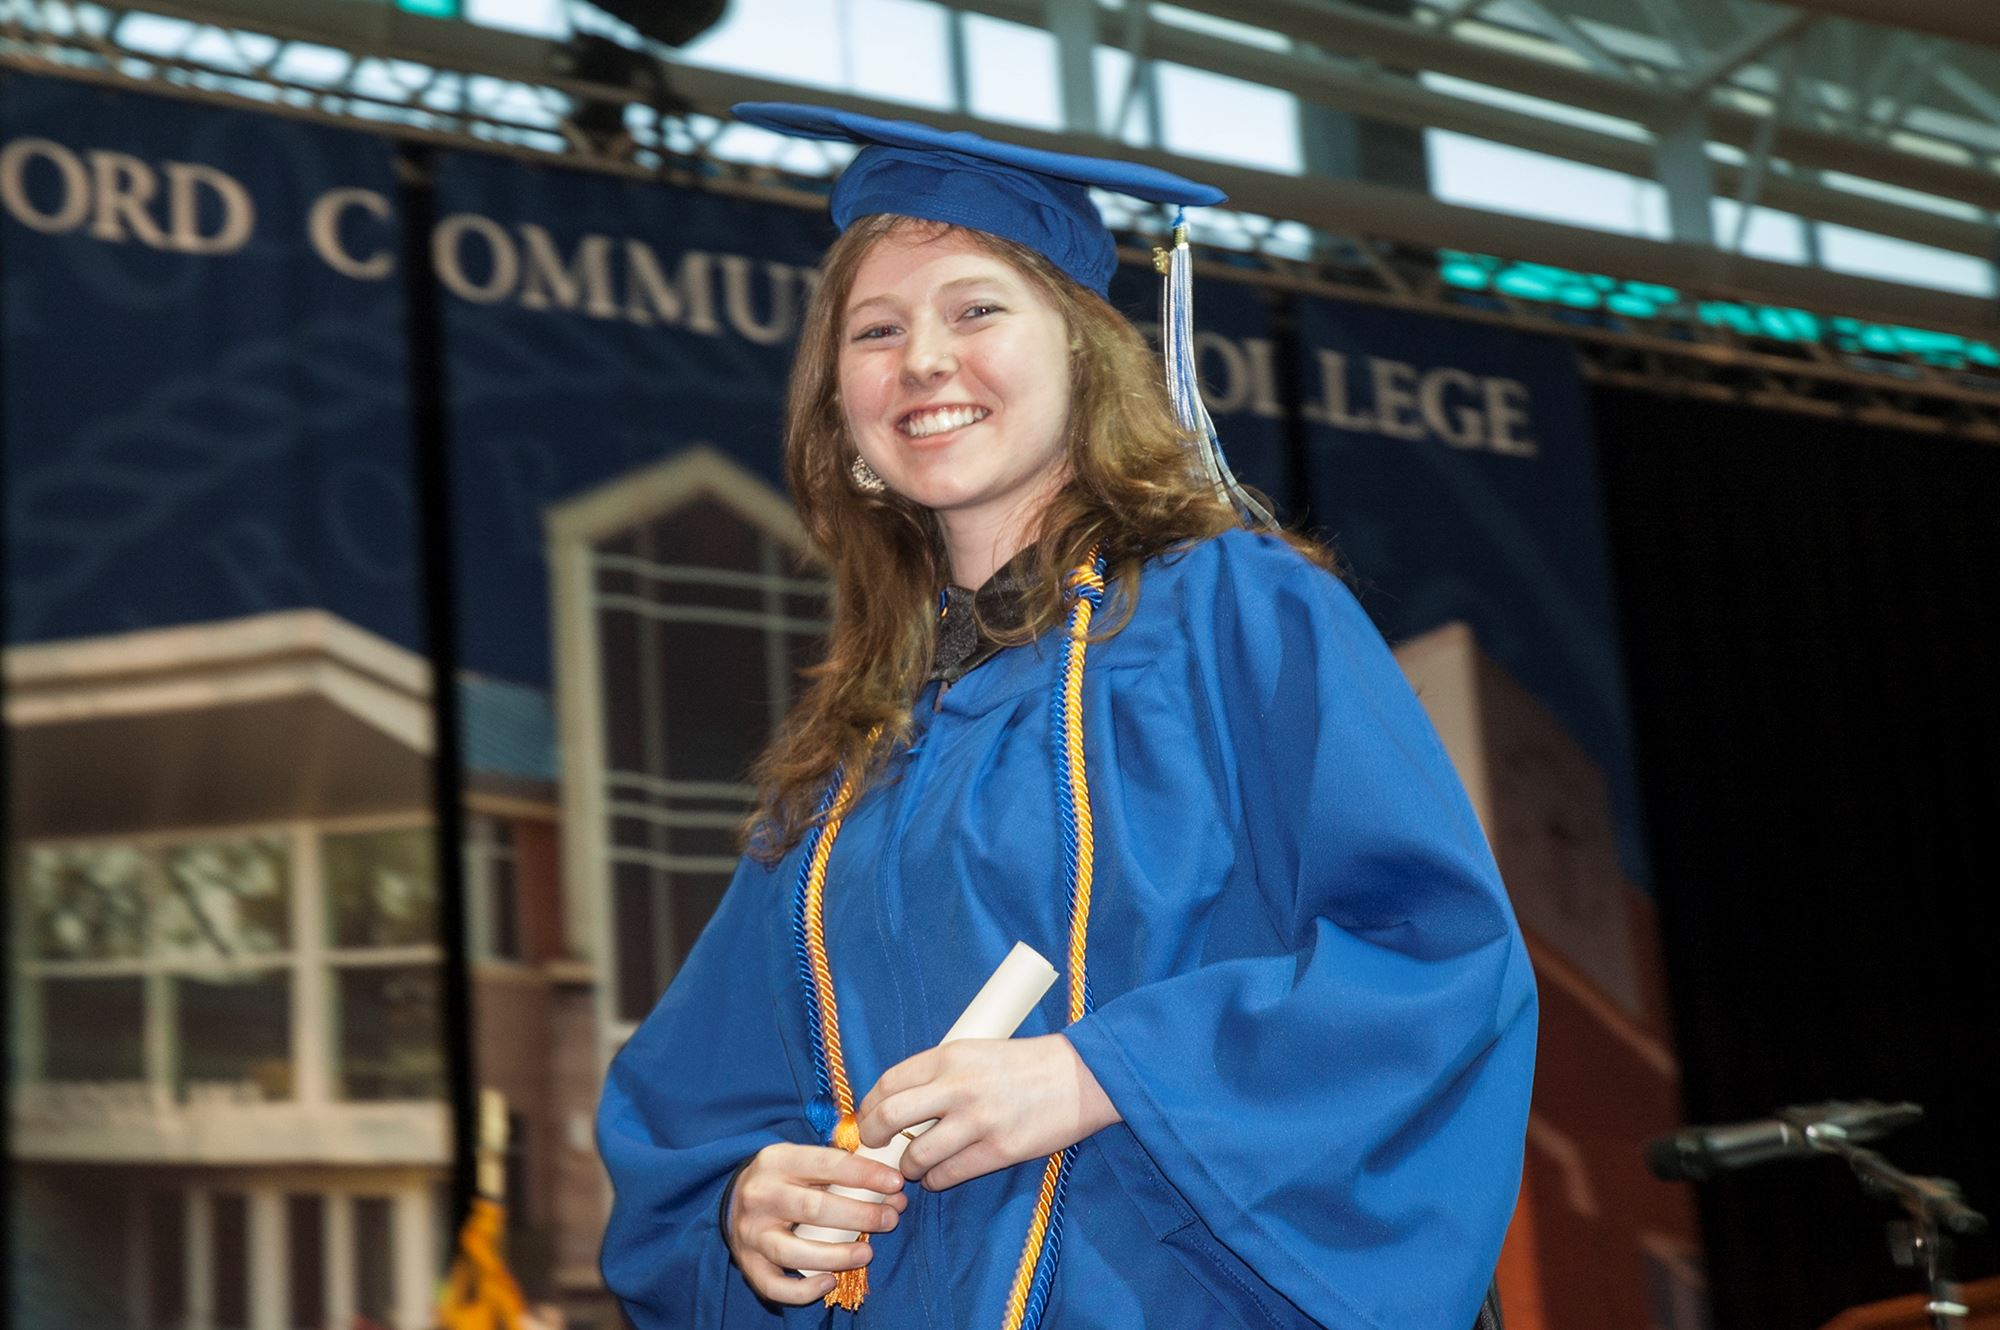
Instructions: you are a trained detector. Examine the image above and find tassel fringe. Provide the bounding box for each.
[1156,212,1277,530]
[824,1112,871,1311]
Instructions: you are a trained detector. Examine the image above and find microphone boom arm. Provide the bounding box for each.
[1785,1117,1989,1330]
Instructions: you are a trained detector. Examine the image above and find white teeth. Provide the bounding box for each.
[901,406,988,438]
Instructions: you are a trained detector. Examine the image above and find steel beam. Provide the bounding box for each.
[1019,4,2000,238]
[21,0,1997,336]
[1502,0,1633,80]
[10,39,2000,430]
[1654,112,1719,247]
[662,67,2000,341]
[956,1,2000,215]
[1681,10,1815,101]
[127,0,2000,227]
[1777,0,2000,52]
[1045,0,1100,134]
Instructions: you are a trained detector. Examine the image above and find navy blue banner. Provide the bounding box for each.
[2,72,418,649]
[1295,297,1646,884]
[434,152,832,688]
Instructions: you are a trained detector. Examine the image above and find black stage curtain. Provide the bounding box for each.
[1593,385,2000,1330]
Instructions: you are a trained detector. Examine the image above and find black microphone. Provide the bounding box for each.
[1645,1101,1924,1182]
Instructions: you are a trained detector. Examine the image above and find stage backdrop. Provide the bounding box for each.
[4,67,1688,1330]
[1290,295,1688,1330]
[2,71,444,1330]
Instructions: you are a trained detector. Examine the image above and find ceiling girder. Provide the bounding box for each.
[665,63,1998,338]
[1935,61,2000,132]
[1681,10,1815,100]
[1500,0,1634,80]
[951,0,2000,230]
[1021,1,2000,210]
[1777,0,2000,52]
[12,0,1995,341]
[1862,38,1947,141]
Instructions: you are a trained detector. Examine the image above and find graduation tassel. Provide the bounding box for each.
[792,756,873,1311]
[826,1112,871,1310]
[1155,211,1276,530]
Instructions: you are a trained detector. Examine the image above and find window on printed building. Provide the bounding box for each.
[595,496,828,1023]
[146,1191,187,1330]
[177,971,292,1098]
[41,975,145,1080]
[136,1187,427,1330]
[353,1196,397,1329]
[466,814,522,962]
[325,827,446,1101]
[288,1194,327,1330]
[16,822,446,1107]
[22,836,294,1100]
[211,1192,250,1330]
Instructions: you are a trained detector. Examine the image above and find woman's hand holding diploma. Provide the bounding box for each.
[724,1145,905,1304]
[772,942,1062,1279]
[857,1032,1122,1192]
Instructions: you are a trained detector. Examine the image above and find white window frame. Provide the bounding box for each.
[13,813,440,1111]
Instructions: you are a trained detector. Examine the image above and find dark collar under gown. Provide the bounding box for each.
[597,528,1539,1329]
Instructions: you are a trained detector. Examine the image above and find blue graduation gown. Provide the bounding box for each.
[598,529,1538,1329]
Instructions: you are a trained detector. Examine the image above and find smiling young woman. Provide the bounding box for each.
[597,103,1537,1330]
[751,211,1272,852]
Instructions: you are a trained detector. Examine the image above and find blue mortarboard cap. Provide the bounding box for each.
[732,102,1225,294]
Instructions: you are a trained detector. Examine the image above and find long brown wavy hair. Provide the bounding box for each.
[745,214,1328,860]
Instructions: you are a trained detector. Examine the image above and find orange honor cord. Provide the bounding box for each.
[1000,553,1104,1330]
[796,754,871,1309]
[790,553,1104,1323]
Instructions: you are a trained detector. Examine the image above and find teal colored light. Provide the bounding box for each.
[1605,293,1658,318]
[1757,307,1819,341]
[1697,302,1761,336]
[1437,253,2000,371]
[1494,264,1571,303]
[1439,258,1494,290]
[396,0,460,16]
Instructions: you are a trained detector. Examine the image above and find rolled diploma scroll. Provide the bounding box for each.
[793,941,1059,1266]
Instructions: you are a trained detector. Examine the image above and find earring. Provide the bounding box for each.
[849,454,886,493]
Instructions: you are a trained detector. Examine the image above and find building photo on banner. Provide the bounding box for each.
[6,4,1999,1330]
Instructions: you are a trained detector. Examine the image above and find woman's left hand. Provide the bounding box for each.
[855,1034,1122,1192]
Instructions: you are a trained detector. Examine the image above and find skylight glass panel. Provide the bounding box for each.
[678,0,848,91]
[465,0,566,38]
[964,16,1062,131]
[1428,130,1664,239]
[1152,5,1289,51]
[116,14,203,58]
[1817,226,1996,298]
[1155,64,1300,174]
[1420,70,1647,141]
[846,0,953,111]
[1820,171,1982,223]
[706,123,858,176]
[269,43,353,87]
[1711,201,1809,266]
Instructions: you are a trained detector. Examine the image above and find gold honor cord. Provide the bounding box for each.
[792,552,1105,1327]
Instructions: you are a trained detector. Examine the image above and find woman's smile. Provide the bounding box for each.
[898,403,992,440]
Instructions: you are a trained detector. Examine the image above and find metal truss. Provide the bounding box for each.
[0,0,1995,441]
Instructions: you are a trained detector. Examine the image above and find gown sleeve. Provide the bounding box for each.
[596,857,806,1328]
[1061,532,1539,1330]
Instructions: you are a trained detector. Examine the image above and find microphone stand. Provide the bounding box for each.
[1791,1116,1990,1330]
